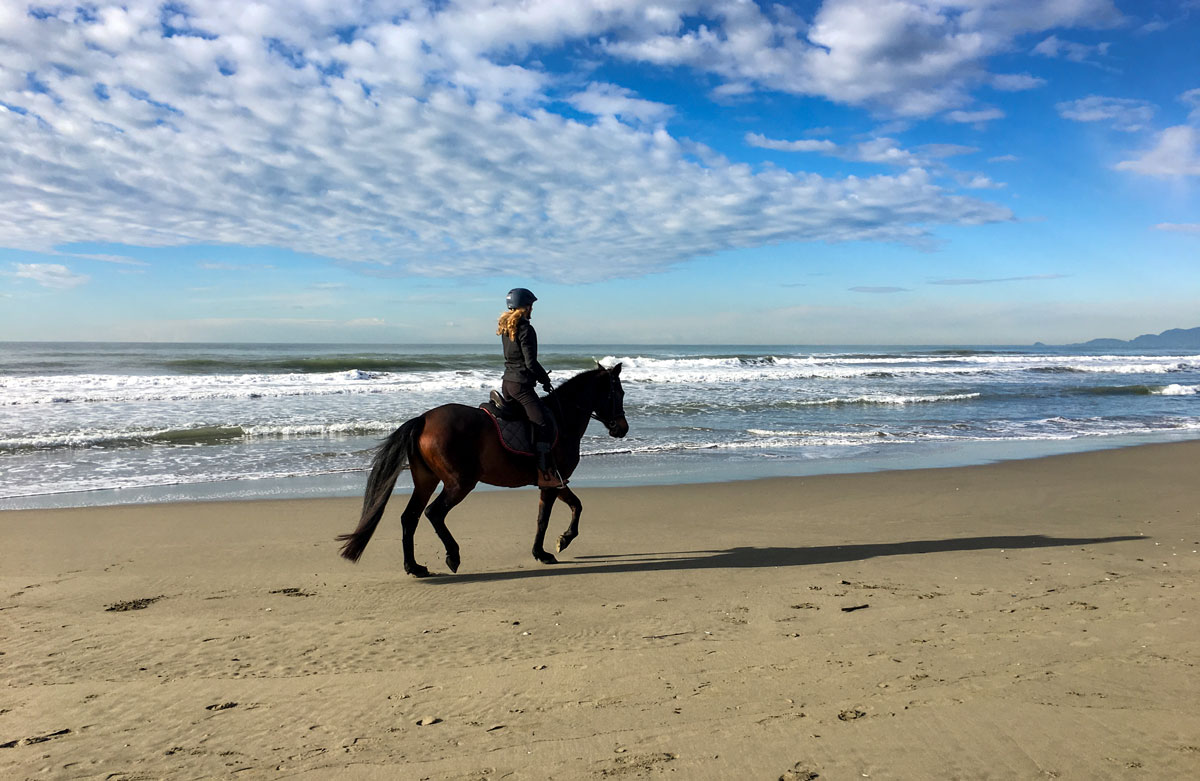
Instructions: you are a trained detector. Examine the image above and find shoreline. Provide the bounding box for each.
[5,440,1199,778]
[6,341,1198,513]
[5,430,1200,512]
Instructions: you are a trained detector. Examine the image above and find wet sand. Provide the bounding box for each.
[3,441,1199,779]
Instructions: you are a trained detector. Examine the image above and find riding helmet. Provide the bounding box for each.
[506,288,538,310]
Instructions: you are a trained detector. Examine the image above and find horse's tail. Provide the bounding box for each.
[337,415,426,562]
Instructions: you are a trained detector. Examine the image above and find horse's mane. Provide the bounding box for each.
[547,366,609,399]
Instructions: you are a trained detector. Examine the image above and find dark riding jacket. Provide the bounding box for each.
[501,318,552,386]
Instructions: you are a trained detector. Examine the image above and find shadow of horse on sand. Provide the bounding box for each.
[427,533,1144,584]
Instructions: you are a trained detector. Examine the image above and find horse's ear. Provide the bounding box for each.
[611,362,622,376]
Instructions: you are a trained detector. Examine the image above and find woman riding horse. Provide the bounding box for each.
[336,363,629,576]
[497,287,563,488]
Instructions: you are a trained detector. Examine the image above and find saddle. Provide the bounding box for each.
[479,390,558,457]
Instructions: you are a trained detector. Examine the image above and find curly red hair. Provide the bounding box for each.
[496,307,529,340]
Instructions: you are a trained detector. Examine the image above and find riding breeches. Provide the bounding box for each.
[502,380,547,428]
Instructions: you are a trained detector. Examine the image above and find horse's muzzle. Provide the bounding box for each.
[606,417,629,438]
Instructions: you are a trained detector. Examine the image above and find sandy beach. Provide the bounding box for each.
[4,441,1199,780]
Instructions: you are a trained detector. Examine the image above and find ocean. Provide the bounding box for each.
[2,342,1198,510]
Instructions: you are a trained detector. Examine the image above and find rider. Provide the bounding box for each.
[497,288,565,488]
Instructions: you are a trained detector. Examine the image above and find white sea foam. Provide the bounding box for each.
[0,420,403,452]
[598,354,1199,384]
[4,353,1196,407]
[793,392,981,406]
[240,421,400,438]
[0,369,497,406]
[0,428,177,451]
[745,416,1200,446]
[5,344,1200,505]
[745,429,930,446]
[0,464,370,500]
[1156,384,1199,395]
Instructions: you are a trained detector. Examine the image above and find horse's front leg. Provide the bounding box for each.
[532,487,560,564]
[555,487,583,554]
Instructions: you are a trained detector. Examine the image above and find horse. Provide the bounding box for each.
[336,363,628,577]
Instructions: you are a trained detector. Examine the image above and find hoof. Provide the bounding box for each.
[406,564,431,578]
[556,534,575,553]
[534,552,559,565]
[446,553,460,573]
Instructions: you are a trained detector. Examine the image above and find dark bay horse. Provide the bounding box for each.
[337,364,628,576]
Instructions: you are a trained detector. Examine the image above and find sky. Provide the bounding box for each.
[0,0,1198,345]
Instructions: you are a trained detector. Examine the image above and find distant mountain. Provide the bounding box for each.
[1049,326,1200,349]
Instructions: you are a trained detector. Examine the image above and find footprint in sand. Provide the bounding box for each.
[269,588,315,597]
[105,595,164,612]
[779,764,820,781]
[0,729,71,748]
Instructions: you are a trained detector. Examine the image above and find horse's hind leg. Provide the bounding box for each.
[533,487,561,564]
[555,487,583,554]
[400,462,439,578]
[423,478,476,573]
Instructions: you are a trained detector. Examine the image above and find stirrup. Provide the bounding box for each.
[537,467,568,489]
[537,473,567,488]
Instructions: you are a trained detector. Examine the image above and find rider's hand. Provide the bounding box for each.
[542,382,553,394]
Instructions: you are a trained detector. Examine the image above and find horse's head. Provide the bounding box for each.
[592,363,629,438]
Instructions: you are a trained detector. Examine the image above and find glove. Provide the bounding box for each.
[541,381,553,394]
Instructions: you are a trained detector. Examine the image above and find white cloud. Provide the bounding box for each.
[990,72,1046,91]
[920,143,978,158]
[1056,96,1155,132]
[604,0,1119,117]
[945,108,1005,124]
[748,133,1005,191]
[988,154,1019,163]
[10,263,90,288]
[1154,223,1200,234]
[801,0,1118,115]
[1115,126,1200,177]
[960,174,1003,189]
[747,133,927,167]
[850,285,909,294]
[566,83,672,124]
[1182,87,1200,122]
[746,133,837,153]
[66,252,148,266]
[929,274,1065,285]
[849,137,927,166]
[0,1,1032,283]
[1032,34,1112,64]
[959,1,1124,32]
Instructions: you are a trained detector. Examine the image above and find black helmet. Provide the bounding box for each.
[506,288,537,310]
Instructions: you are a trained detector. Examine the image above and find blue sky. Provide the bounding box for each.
[1,0,1197,345]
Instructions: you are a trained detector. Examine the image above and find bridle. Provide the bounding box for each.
[589,371,623,433]
[548,369,623,434]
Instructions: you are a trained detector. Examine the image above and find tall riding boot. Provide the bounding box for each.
[534,426,566,488]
